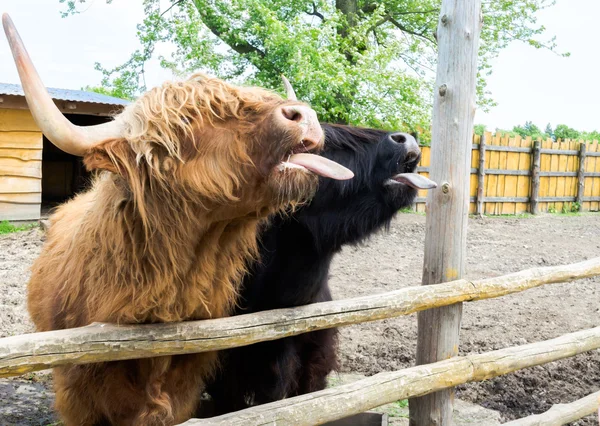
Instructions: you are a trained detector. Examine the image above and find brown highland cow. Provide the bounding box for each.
[2,14,352,426]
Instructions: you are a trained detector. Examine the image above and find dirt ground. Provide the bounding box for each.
[1,213,599,425]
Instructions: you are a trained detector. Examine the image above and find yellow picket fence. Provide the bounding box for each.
[415,132,600,214]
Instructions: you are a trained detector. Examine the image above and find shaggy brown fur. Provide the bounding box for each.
[28,74,321,426]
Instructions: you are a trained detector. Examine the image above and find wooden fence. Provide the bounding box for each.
[1,257,599,425]
[414,133,600,215]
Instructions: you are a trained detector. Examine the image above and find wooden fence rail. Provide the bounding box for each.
[504,390,600,426]
[180,326,600,425]
[1,257,599,378]
[414,135,600,214]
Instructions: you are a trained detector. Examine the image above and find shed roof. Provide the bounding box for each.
[0,82,130,106]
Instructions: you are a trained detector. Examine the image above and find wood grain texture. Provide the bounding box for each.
[469,135,479,214]
[410,1,483,424]
[0,132,42,149]
[548,142,560,211]
[0,111,42,220]
[503,390,600,426]
[530,141,542,214]
[476,133,486,216]
[0,202,40,220]
[0,192,41,204]
[496,134,509,214]
[0,176,41,193]
[516,137,532,213]
[589,142,599,211]
[0,159,42,178]
[0,109,38,132]
[0,148,42,160]
[503,136,519,214]
[486,135,500,215]
[576,143,587,207]
[181,327,600,426]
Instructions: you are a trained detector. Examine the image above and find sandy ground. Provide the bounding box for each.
[0,213,599,425]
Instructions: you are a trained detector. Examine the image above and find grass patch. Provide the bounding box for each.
[479,213,533,219]
[399,207,426,216]
[376,399,409,418]
[0,220,38,235]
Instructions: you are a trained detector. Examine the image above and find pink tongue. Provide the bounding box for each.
[288,153,354,180]
[392,173,437,189]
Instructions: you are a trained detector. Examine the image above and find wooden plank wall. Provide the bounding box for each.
[415,133,600,214]
[0,109,42,221]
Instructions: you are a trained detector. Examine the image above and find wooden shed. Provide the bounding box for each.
[0,83,128,221]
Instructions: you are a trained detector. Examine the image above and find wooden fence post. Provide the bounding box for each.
[476,133,486,217]
[530,141,541,214]
[576,142,587,208]
[408,1,482,425]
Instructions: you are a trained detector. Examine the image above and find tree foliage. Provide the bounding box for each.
[512,120,547,140]
[61,0,563,134]
[474,122,600,142]
[553,124,580,141]
[81,85,134,100]
[473,124,486,136]
[581,130,600,141]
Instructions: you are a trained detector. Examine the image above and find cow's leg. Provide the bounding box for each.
[203,350,249,416]
[52,365,111,426]
[252,338,301,405]
[160,353,217,425]
[54,354,215,426]
[129,353,216,426]
[295,329,339,395]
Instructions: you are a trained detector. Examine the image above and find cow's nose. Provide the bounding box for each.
[280,105,323,151]
[390,132,421,164]
[281,105,305,123]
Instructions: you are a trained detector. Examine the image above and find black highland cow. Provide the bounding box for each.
[203,123,436,415]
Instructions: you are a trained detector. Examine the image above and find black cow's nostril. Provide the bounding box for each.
[390,133,408,143]
[281,106,303,122]
[405,151,420,164]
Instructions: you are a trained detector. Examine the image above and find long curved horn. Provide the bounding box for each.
[281,75,297,101]
[2,13,124,156]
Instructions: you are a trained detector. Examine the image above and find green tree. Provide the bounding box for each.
[473,124,486,136]
[82,85,133,101]
[580,130,600,141]
[495,128,518,138]
[553,124,580,141]
[60,0,564,132]
[512,121,548,140]
[544,123,554,140]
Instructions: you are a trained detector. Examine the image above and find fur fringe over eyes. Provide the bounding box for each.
[118,73,282,162]
[83,74,289,227]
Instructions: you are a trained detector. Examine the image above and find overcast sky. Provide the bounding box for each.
[1,0,598,132]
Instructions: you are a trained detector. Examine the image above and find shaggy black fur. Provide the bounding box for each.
[203,123,422,415]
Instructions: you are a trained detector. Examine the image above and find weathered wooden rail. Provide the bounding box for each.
[1,257,598,378]
[504,390,600,426]
[179,327,600,425]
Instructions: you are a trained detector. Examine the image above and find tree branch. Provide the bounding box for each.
[367,16,390,34]
[395,9,439,16]
[307,2,324,20]
[192,1,266,58]
[160,0,187,18]
[388,16,436,44]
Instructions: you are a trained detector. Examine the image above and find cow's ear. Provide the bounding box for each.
[84,139,134,177]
